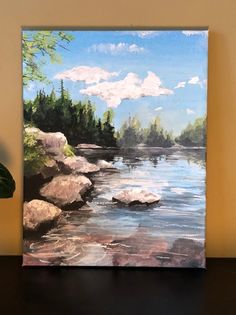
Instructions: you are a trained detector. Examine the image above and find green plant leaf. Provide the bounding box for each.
[0,163,16,198]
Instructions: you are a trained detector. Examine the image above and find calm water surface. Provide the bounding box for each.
[24,148,206,266]
[88,148,205,243]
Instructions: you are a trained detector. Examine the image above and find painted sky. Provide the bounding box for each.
[23,30,208,135]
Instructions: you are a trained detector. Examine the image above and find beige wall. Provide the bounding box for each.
[0,0,236,256]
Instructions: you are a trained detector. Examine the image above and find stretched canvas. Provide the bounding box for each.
[23,29,208,267]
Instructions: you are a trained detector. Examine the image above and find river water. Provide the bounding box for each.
[23,147,206,267]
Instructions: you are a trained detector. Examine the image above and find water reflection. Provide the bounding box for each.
[24,147,206,267]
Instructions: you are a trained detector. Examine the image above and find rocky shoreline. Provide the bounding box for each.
[23,127,205,268]
[24,127,164,234]
[24,127,118,233]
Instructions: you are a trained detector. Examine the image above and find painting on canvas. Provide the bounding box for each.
[23,29,208,267]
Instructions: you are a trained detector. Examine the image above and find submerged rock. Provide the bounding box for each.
[40,174,92,207]
[112,189,161,206]
[152,238,206,268]
[97,160,114,169]
[60,156,100,174]
[23,199,62,231]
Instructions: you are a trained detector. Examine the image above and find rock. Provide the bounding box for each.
[25,127,67,160]
[76,143,103,149]
[97,160,114,169]
[40,174,92,207]
[23,199,62,231]
[60,156,100,174]
[112,189,161,206]
[171,238,203,255]
[166,238,205,268]
[40,159,60,179]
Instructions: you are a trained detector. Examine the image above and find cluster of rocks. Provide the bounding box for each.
[24,127,162,235]
[23,128,115,233]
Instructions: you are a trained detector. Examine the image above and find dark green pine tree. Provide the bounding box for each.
[96,118,104,145]
[102,110,117,147]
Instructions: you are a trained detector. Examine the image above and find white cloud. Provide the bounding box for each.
[122,31,159,38]
[174,81,186,89]
[186,108,195,115]
[187,76,208,88]
[54,66,119,84]
[155,106,163,111]
[80,71,173,108]
[203,79,208,86]
[182,30,208,37]
[89,43,146,54]
[133,31,159,38]
[188,76,201,85]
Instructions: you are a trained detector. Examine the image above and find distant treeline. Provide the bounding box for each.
[175,117,206,147]
[117,115,206,148]
[117,116,175,148]
[24,81,206,148]
[24,81,116,147]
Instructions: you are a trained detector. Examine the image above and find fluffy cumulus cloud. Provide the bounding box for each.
[54,66,119,84]
[174,81,186,89]
[182,30,208,37]
[186,108,195,115]
[80,71,173,108]
[89,43,146,54]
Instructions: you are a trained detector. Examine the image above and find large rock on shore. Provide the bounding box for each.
[23,199,62,231]
[76,143,103,149]
[40,174,92,207]
[112,189,161,206]
[40,159,60,179]
[60,156,100,174]
[25,127,67,160]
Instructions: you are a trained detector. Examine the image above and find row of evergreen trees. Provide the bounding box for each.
[175,117,206,147]
[24,81,206,148]
[24,81,117,147]
[117,116,175,148]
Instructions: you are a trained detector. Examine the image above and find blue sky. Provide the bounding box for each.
[23,30,208,135]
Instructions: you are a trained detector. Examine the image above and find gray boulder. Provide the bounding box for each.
[97,160,114,169]
[23,199,62,231]
[40,159,60,179]
[112,189,161,206]
[40,174,92,207]
[76,143,103,149]
[60,156,100,174]
[25,127,67,160]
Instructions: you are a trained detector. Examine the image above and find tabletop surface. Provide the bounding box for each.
[0,257,235,315]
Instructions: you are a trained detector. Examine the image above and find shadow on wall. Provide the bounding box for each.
[0,140,11,165]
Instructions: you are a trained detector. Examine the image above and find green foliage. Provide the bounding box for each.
[145,117,175,147]
[118,115,174,148]
[0,163,15,198]
[101,109,117,147]
[24,132,46,177]
[24,83,117,147]
[63,144,75,157]
[176,117,206,147]
[22,31,74,86]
